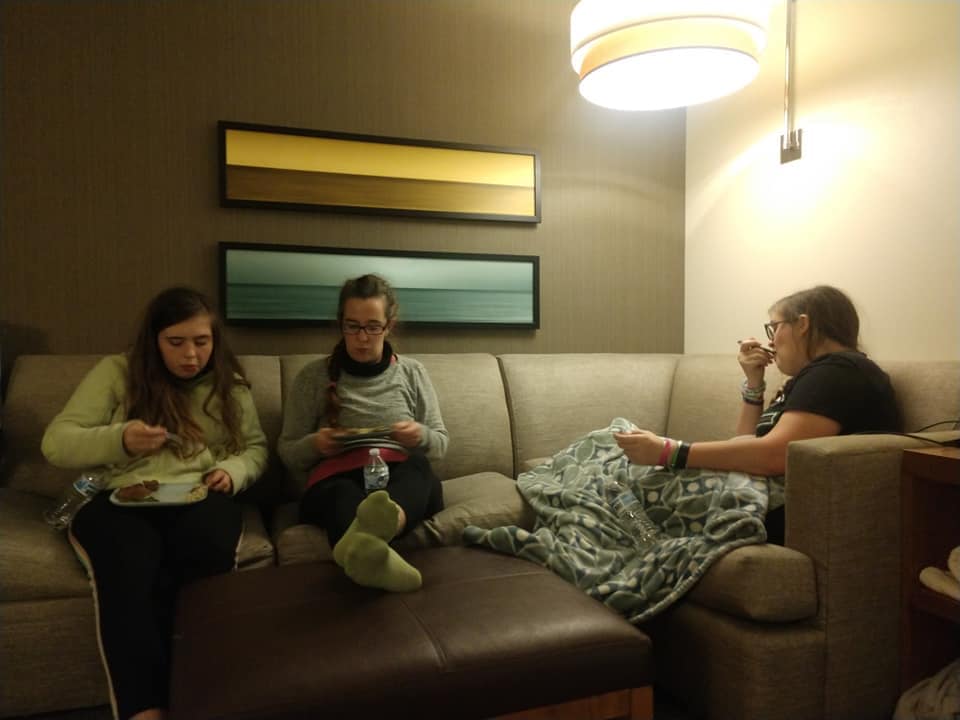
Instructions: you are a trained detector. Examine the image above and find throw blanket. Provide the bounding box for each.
[463,418,771,624]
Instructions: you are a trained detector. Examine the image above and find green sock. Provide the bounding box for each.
[355,490,401,542]
[332,491,402,567]
[341,531,422,593]
[332,518,360,567]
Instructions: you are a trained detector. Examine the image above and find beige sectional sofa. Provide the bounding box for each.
[2,352,958,720]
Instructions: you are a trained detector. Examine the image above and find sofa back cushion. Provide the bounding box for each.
[278,353,513,499]
[235,355,284,504]
[665,354,789,442]
[881,360,960,432]
[498,354,680,467]
[3,355,102,497]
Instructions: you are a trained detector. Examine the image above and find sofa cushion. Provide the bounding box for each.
[272,502,332,565]
[417,471,534,546]
[0,488,92,601]
[499,354,679,468]
[236,504,276,570]
[882,360,960,432]
[665,355,789,442]
[3,355,103,498]
[235,355,286,505]
[0,596,109,716]
[686,543,817,622]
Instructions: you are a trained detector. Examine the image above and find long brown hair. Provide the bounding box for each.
[771,285,861,359]
[326,274,399,427]
[125,287,249,455]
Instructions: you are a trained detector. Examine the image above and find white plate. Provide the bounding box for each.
[339,438,406,452]
[110,483,208,507]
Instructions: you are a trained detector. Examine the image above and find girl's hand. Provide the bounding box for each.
[737,337,773,387]
[122,420,169,456]
[613,429,666,465]
[313,427,343,457]
[203,469,234,494]
[390,420,422,449]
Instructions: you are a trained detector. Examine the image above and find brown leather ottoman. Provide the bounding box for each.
[169,546,654,720]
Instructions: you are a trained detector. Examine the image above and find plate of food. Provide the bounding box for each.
[338,438,406,453]
[332,426,393,441]
[110,481,208,506]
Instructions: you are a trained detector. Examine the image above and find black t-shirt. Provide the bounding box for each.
[756,351,900,546]
[755,351,901,438]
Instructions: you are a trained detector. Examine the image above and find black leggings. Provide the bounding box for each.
[69,491,242,720]
[300,454,444,546]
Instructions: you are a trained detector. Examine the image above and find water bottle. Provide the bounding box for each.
[608,478,662,551]
[363,448,390,494]
[44,472,103,530]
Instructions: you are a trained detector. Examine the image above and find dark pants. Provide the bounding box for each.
[300,454,444,546]
[764,505,785,546]
[69,491,242,720]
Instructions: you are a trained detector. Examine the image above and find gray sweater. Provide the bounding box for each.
[278,356,448,490]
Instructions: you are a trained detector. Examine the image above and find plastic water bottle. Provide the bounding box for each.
[363,448,390,494]
[609,479,662,551]
[44,472,103,530]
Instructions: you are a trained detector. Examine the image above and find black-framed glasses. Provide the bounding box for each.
[764,320,789,341]
[343,322,386,336]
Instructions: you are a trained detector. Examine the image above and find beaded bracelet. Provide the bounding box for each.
[741,379,766,404]
[657,439,673,467]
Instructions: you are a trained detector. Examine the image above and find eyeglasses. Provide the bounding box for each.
[764,320,790,341]
[343,322,385,336]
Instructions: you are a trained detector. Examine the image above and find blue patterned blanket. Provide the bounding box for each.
[463,418,771,623]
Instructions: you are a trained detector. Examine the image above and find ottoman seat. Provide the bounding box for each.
[169,547,654,720]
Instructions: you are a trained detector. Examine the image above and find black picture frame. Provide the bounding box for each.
[219,242,540,329]
[218,121,541,223]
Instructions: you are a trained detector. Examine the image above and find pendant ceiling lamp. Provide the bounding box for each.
[571,0,773,111]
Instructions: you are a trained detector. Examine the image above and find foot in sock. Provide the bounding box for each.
[355,490,402,542]
[332,491,401,567]
[342,531,422,592]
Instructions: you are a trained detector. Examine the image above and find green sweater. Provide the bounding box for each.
[278,355,448,492]
[41,355,268,494]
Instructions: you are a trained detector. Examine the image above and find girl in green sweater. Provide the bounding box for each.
[42,287,267,720]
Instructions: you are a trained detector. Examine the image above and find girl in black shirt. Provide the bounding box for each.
[614,285,900,543]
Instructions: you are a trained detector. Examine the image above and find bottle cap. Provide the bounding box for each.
[369,448,380,457]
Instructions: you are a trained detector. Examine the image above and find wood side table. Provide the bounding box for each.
[899,446,960,693]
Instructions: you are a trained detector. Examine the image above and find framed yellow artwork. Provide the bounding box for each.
[218,121,540,223]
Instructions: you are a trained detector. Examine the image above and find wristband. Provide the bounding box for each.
[668,441,682,468]
[674,441,692,470]
[657,439,672,467]
[742,396,764,406]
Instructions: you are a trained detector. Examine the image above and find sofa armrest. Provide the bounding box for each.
[783,431,959,720]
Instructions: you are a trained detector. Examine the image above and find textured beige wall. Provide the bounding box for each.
[685,0,960,361]
[0,0,685,366]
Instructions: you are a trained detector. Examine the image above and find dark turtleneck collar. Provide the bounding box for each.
[171,365,213,390]
[337,340,395,377]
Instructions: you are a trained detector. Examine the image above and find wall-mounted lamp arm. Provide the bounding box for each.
[780,0,802,163]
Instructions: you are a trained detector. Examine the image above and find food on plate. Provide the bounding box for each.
[186,485,208,502]
[334,426,392,438]
[115,480,160,502]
